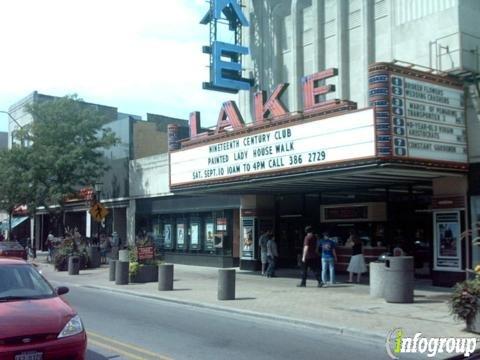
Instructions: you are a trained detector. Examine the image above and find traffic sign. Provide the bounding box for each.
[89,202,109,222]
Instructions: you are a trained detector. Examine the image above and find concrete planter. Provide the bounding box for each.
[467,309,480,334]
[130,264,159,283]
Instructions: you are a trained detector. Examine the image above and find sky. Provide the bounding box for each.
[0,0,236,132]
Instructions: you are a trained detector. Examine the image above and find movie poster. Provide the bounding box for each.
[205,222,214,250]
[434,211,461,271]
[177,223,185,247]
[164,224,172,248]
[191,224,199,248]
[241,223,254,259]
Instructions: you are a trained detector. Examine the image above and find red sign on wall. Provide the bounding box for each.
[137,246,155,261]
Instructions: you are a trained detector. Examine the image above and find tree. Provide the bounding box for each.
[23,95,118,234]
[0,146,33,239]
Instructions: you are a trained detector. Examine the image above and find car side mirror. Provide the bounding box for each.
[56,286,69,296]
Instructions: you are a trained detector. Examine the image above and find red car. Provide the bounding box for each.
[0,258,87,360]
[0,242,27,260]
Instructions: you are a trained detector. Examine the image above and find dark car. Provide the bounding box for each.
[0,242,27,260]
[0,258,87,359]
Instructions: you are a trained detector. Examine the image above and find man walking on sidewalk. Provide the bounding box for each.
[266,236,278,277]
[297,226,322,287]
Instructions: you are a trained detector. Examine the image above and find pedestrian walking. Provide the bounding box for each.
[259,229,271,276]
[318,231,337,286]
[297,226,322,287]
[346,230,367,283]
[46,232,55,263]
[266,236,278,277]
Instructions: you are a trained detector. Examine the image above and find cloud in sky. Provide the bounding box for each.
[0,0,239,131]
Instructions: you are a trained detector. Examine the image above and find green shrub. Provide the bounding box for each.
[450,279,480,321]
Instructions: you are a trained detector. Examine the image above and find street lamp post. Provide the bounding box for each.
[94,182,103,243]
[0,110,24,129]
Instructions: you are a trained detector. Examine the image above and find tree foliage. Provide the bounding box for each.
[0,146,33,237]
[12,95,118,233]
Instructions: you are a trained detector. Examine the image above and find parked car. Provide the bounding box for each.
[0,242,27,260]
[0,258,87,359]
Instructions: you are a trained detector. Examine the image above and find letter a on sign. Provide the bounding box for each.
[254,83,289,123]
[216,101,245,134]
[214,0,249,26]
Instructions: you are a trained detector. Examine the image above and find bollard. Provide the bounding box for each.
[118,249,129,262]
[115,261,129,285]
[109,259,117,281]
[158,264,174,291]
[369,261,386,298]
[218,269,235,300]
[68,256,80,275]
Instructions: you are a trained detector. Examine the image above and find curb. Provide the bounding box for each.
[77,283,386,345]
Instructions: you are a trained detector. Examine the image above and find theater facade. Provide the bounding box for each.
[162,63,470,286]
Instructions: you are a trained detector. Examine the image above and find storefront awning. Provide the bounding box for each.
[0,216,29,232]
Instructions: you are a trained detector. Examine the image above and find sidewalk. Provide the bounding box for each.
[34,256,475,344]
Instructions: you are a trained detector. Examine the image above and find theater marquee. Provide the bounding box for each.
[170,109,376,186]
[368,63,467,165]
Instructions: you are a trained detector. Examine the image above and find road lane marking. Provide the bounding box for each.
[89,338,145,360]
[88,331,173,360]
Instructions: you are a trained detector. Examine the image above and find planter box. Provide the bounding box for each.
[130,264,158,283]
[467,311,480,334]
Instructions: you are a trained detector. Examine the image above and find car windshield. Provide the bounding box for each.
[0,264,55,300]
[0,242,24,250]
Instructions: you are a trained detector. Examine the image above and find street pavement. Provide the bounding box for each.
[65,285,393,360]
[31,253,476,345]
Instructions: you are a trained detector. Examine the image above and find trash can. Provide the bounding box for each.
[369,261,386,298]
[68,256,80,275]
[384,256,414,303]
[87,246,101,268]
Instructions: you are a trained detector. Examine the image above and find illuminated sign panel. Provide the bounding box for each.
[391,76,466,163]
[201,0,252,93]
[170,109,376,186]
[368,64,467,165]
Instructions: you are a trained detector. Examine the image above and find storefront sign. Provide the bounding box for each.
[368,63,466,165]
[201,0,251,93]
[137,246,154,261]
[216,218,227,232]
[391,76,466,163]
[321,202,387,222]
[324,206,368,221]
[434,211,461,271]
[171,109,375,186]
